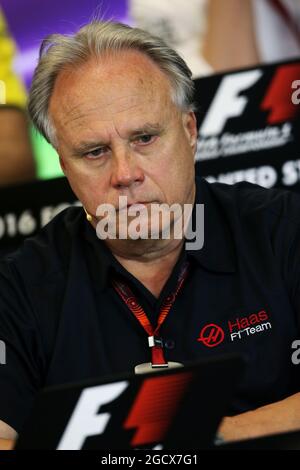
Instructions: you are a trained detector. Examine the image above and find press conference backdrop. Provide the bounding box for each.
[0,178,79,257]
[194,59,300,189]
[0,58,300,256]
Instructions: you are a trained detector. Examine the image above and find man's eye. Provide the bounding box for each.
[136,134,155,145]
[85,148,106,159]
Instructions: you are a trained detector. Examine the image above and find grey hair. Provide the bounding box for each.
[28,21,195,147]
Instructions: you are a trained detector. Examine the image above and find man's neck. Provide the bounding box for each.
[110,238,185,298]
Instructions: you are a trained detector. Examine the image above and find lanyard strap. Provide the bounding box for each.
[268,0,300,47]
[112,260,190,367]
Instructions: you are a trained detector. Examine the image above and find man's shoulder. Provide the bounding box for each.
[0,206,84,285]
[202,178,300,224]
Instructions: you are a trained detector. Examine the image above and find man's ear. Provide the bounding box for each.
[182,111,198,152]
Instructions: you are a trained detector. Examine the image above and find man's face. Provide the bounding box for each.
[49,50,197,237]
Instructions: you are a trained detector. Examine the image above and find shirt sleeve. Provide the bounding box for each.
[0,257,45,433]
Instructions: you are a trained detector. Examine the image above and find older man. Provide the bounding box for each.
[0,21,300,449]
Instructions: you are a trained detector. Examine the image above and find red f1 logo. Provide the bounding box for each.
[261,64,300,124]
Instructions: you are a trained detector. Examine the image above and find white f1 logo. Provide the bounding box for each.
[57,381,128,450]
[200,70,263,136]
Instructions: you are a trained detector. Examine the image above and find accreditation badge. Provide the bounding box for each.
[134,361,184,374]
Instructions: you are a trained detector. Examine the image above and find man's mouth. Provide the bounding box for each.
[127,201,149,208]
[117,201,154,212]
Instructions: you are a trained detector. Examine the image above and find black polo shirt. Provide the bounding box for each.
[0,176,300,433]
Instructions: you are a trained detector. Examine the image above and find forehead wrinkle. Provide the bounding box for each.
[72,118,165,153]
[62,94,156,130]
[56,76,150,128]
[61,103,105,128]
[51,51,173,126]
[51,52,176,148]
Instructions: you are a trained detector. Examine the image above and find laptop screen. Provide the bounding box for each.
[15,353,244,450]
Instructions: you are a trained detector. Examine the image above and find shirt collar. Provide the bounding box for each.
[83,176,236,291]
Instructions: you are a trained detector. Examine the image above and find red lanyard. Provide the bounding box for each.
[112,261,190,367]
[269,0,300,47]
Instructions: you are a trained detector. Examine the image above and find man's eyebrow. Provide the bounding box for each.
[72,123,164,154]
[72,141,107,155]
[130,123,163,135]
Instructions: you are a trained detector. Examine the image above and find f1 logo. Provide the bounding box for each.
[199,63,300,138]
[261,64,300,123]
[199,70,263,136]
[56,373,193,449]
[57,381,128,450]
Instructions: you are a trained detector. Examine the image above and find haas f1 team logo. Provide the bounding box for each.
[197,324,225,348]
[56,372,193,450]
[199,64,300,137]
[197,310,272,348]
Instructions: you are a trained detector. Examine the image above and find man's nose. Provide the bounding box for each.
[110,147,145,189]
